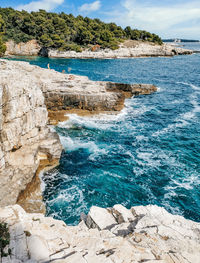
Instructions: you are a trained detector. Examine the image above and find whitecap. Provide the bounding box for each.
[39,171,46,192]
[176,81,200,91]
[59,135,100,153]
[136,135,148,142]
[152,92,200,137]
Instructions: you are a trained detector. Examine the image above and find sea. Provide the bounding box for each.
[7,42,200,225]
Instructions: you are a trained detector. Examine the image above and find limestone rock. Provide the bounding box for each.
[0,59,63,211]
[27,235,50,262]
[88,206,117,230]
[112,204,136,223]
[5,40,41,56]
[5,39,193,58]
[48,41,193,59]
[0,204,199,263]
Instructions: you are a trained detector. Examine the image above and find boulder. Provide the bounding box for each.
[88,206,117,230]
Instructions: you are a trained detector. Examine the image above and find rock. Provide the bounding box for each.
[5,40,41,56]
[27,236,50,262]
[5,39,193,58]
[0,59,63,212]
[88,206,117,230]
[48,40,193,59]
[0,204,199,263]
[112,204,136,223]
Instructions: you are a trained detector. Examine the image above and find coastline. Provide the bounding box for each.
[0,59,157,212]
[0,58,200,262]
[5,39,193,59]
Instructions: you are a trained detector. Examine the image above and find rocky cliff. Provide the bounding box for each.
[0,59,199,263]
[5,39,193,58]
[0,204,199,262]
[5,40,41,56]
[0,59,62,213]
[0,59,157,211]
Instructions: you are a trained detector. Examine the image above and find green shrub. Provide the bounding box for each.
[0,222,10,257]
[0,14,6,56]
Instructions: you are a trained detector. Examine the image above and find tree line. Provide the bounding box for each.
[0,7,162,55]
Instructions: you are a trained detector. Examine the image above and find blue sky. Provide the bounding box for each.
[1,0,200,39]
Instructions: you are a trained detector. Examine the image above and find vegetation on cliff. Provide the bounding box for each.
[0,8,162,52]
[0,15,6,56]
[0,222,10,257]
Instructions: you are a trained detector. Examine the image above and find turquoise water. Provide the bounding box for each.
[8,43,200,225]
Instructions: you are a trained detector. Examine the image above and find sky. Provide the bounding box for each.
[0,0,200,39]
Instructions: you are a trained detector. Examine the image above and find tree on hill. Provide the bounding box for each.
[0,7,163,52]
[0,14,6,56]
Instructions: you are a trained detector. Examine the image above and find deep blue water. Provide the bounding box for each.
[8,43,200,225]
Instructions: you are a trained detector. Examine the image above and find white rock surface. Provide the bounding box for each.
[88,206,117,229]
[48,42,193,59]
[5,40,41,56]
[0,204,199,263]
[0,59,62,208]
[5,39,193,59]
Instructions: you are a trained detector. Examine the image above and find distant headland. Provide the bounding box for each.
[163,38,200,43]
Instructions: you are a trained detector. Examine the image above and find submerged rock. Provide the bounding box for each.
[0,204,199,262]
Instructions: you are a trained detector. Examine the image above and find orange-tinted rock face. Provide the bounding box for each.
[5,39,41,56]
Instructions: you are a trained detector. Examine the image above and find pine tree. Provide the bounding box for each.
[0,14,6,56]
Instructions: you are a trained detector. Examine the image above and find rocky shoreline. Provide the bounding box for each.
[0,59,157,212]
[0,204,199,262]
[0,59,199,262]
[5,40,193,58]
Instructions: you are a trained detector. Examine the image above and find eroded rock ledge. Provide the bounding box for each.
[0,204,199,262]
[0,59,156,212]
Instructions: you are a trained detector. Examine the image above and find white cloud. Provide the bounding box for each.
[105,0,200,39]
[17,0,64,12]
[79,1,101,13]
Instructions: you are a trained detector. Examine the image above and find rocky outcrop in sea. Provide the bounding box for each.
[5,40,193,58]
